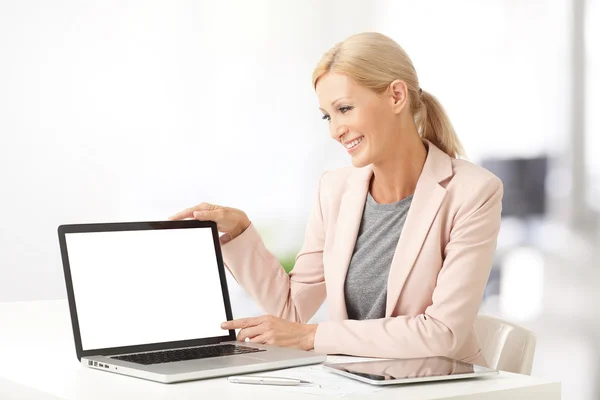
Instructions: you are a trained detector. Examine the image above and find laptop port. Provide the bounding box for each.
[88,360,93,366]
[93,362,98,367]
[104,365,109,369]
[99,363,104,367]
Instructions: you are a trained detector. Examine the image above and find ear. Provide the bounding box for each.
[388,79,408,114]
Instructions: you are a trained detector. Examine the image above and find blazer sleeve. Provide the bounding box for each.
[314,176,503,358]
[219,173,327,323]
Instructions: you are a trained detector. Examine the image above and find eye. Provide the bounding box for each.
[339,106,353,114]
[321,114,331,122]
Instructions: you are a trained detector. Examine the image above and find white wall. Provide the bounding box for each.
[585,0,600,211]
[0,0,377,302]
[373,0,569,162]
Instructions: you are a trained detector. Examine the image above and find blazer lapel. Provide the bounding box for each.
[385,142,453,316]
[328,166,372,320]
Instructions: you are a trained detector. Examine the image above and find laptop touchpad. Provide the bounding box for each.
[216,355,267,367]
[239,354,271,361]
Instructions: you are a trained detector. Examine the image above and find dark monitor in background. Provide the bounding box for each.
[481,156,548,218]
[479,155,549,301]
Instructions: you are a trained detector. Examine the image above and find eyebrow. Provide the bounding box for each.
[319,97,351,113]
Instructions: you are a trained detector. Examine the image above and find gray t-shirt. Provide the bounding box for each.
[344,191,413,320]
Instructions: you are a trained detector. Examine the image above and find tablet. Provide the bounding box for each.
[323,356,498,386]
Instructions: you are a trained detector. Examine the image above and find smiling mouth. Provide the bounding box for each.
[345,136,364,150]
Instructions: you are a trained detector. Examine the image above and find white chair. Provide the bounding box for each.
[474,315,536,375]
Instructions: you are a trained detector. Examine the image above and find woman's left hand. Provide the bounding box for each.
[221,316,318,351]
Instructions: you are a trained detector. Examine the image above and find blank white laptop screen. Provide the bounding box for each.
[64,227,227,351]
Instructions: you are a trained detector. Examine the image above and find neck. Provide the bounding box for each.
[369,124,427,204]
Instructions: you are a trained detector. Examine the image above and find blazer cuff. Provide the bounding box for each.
[313,320,336,354]
[220,223,261,270]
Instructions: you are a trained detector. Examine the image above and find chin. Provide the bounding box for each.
[350,155,370,168]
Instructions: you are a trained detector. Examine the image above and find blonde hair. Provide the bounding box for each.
[312,32,464,158]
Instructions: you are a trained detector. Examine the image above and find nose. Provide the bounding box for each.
[330,122,349,142]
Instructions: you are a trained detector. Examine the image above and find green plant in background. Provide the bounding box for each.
[254,223,300,274]
[279,253,298,274]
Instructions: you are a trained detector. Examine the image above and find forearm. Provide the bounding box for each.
[314,314,461,358]
[221,224,295,318]
[221,223,325,323]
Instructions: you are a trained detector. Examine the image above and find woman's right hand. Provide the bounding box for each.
[169,202,251,241]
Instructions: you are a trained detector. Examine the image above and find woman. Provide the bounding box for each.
[170,32,502,366]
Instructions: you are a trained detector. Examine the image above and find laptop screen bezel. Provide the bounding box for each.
[57,219,237,361]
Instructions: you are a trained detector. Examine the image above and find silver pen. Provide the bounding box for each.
[228,375,315,386]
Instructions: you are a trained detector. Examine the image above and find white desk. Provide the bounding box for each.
[0,300,560,399]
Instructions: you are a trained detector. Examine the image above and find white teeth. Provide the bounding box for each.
[345,137,363,149]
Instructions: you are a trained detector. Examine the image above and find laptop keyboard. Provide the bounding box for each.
[111,344,265,365]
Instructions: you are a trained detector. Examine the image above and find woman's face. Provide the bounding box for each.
[316,73,405,168]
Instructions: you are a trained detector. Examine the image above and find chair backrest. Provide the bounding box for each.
[473,315,536,375]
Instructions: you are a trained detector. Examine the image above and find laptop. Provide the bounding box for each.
[57,220,326,383]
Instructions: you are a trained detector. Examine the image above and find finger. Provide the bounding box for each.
[168,207,196,221]
[221,317,262,330]
[169,203,215,221]
[237,325,266,342]
[192,210,217,221]
[248,334,269,345]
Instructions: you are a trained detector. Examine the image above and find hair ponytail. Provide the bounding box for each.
[313,32,465,159]
[415,90,465,158]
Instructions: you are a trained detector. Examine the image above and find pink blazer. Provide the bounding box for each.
[221,140,503,366]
